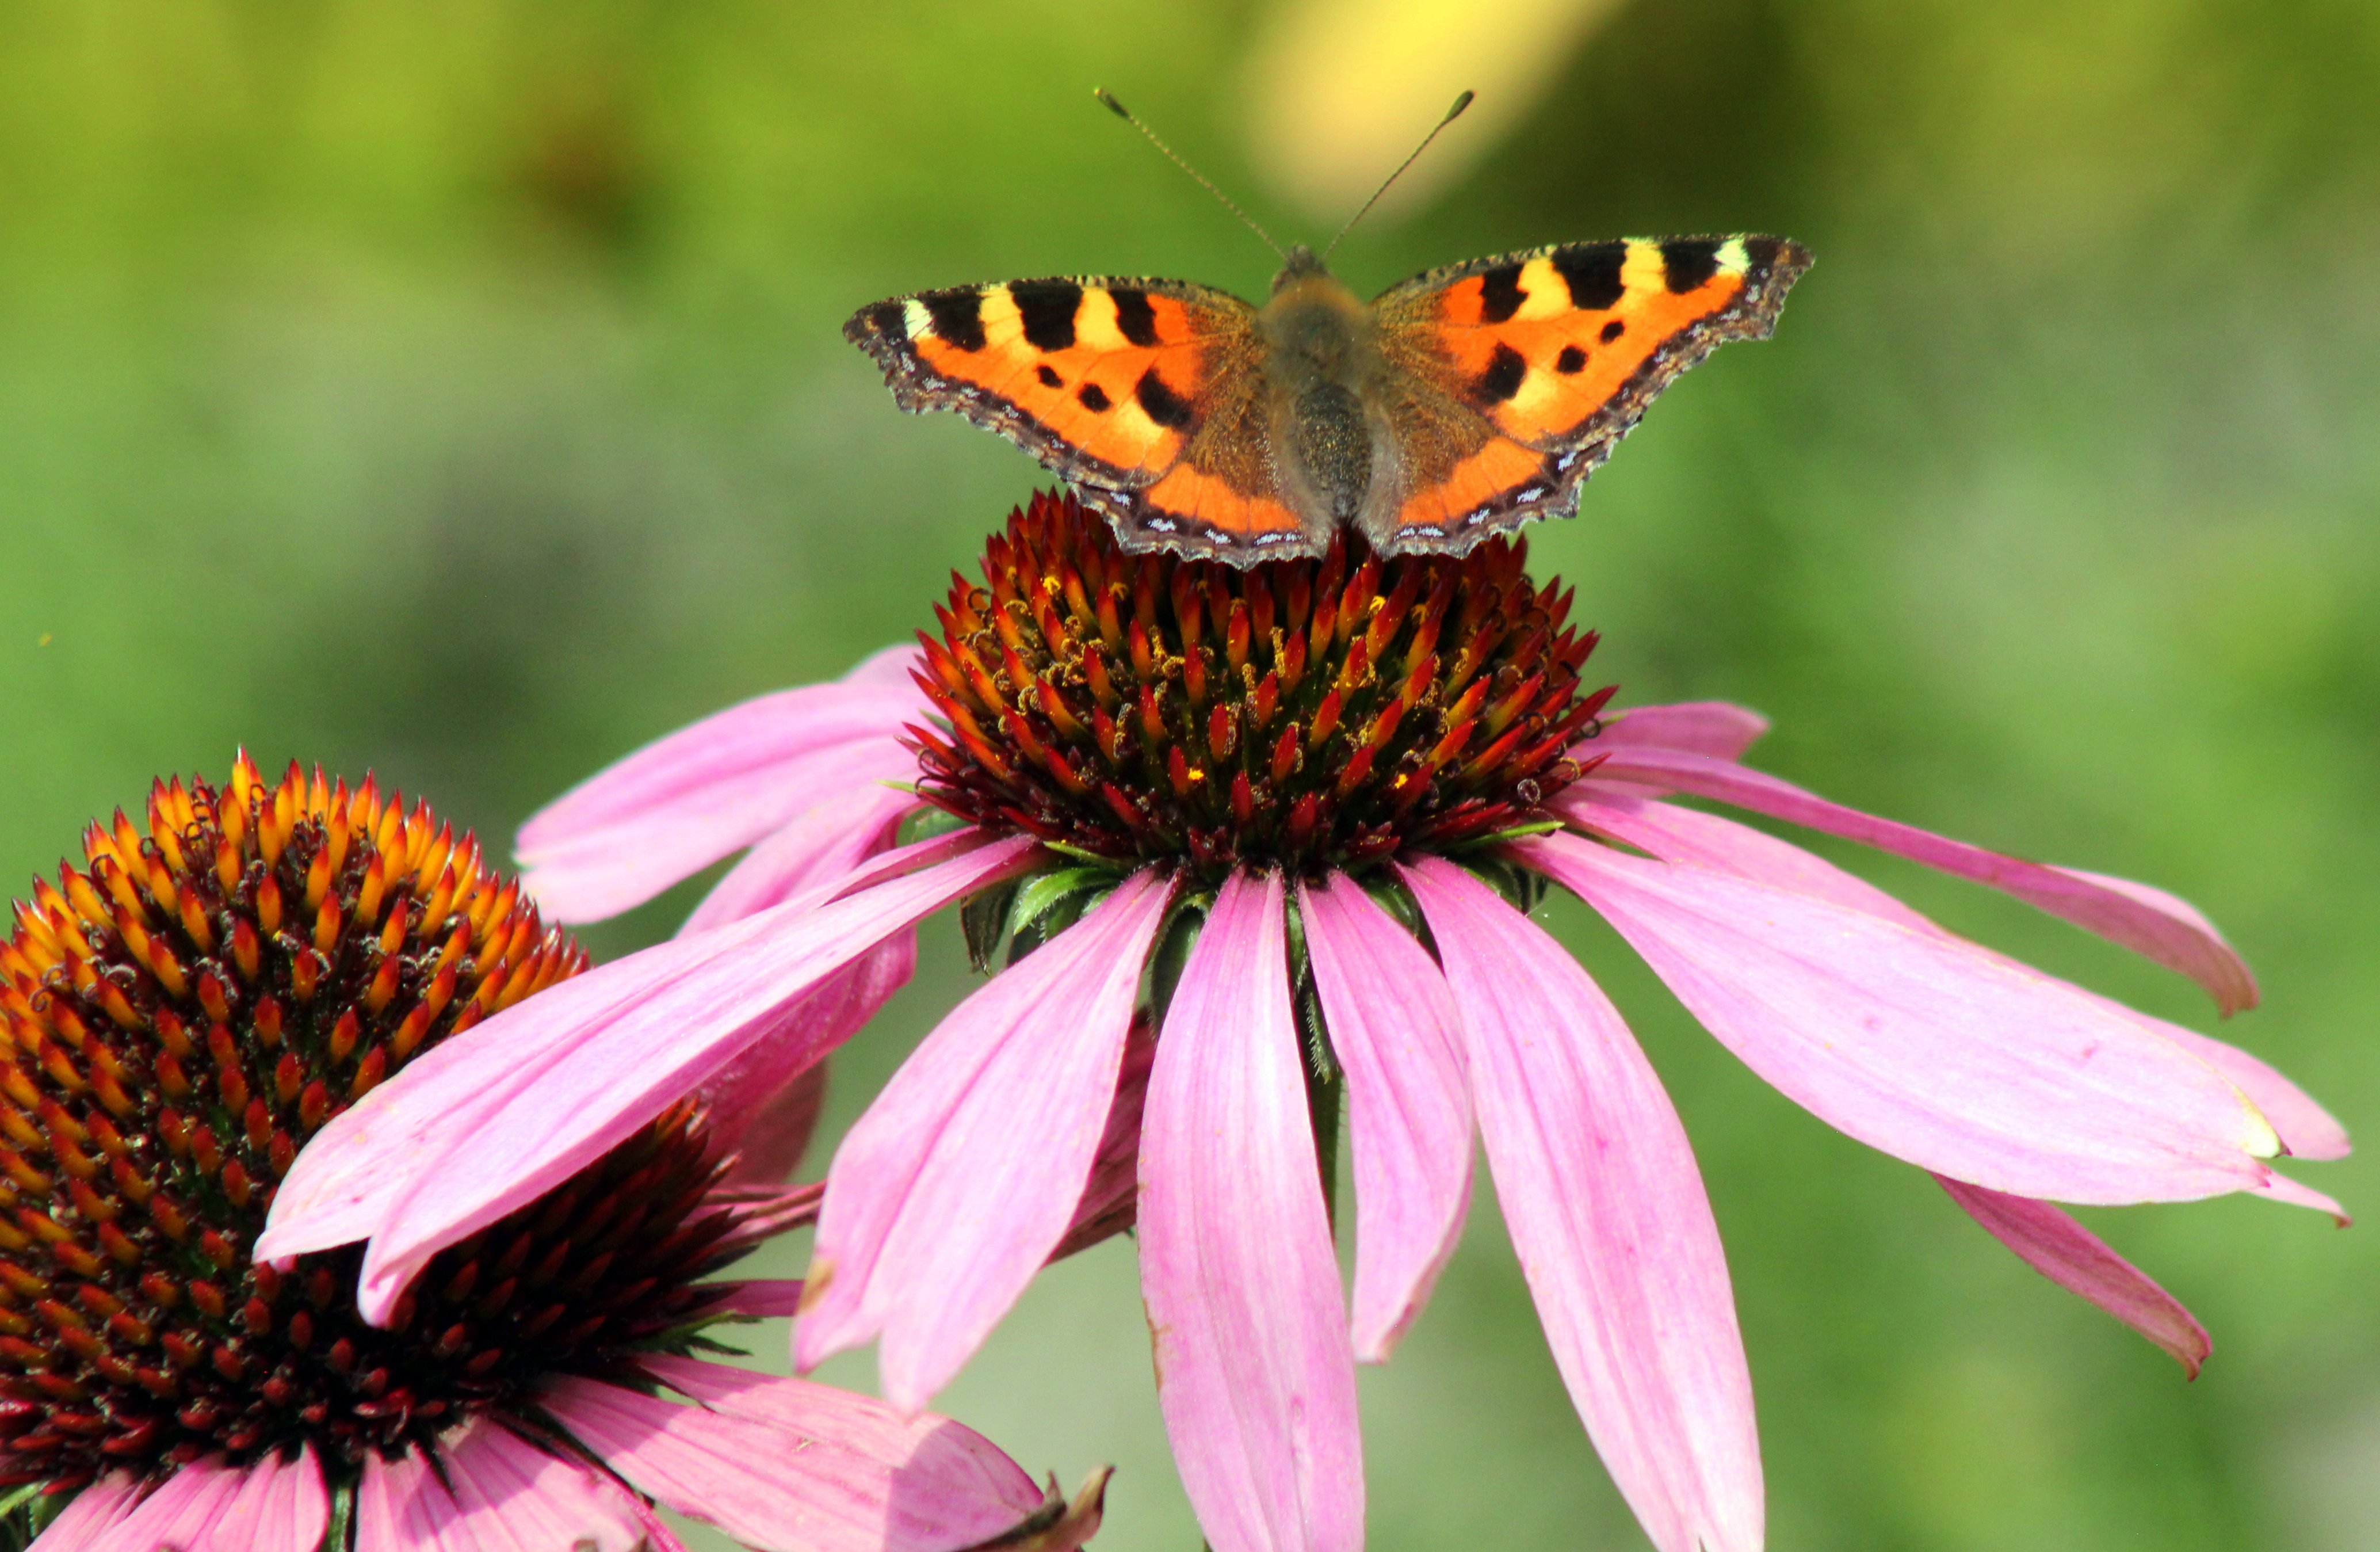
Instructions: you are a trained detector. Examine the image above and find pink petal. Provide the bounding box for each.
[1048,1017,1155,1261]
[2252,1172,2352,1223]
[1569,791,2347,1167]
[98,1457,245,1552]
[1935,1176,2211,1376]
[258,834,1038,1323]
[1297,873,1472,1363]
[707,1278,810,1318]
[544,1363,1046,1552]
[1587,745,2260,1014]
[215,1443,330,1552]
[1563,787,1934,926]
[1517,832,2278,1203]
[841,642,930,691]
[801,869,1175,1410]
[1592,701,1771,760]
[356,1417,645,1552]
[700,918,919,1185]
[1403,857,1762,1552]
[1139,870,1363,1552]
[517,646,927,924]
[708,1053,838,1189]
[2145,1024,2350,1163]
[681,771,921,934]
[99,1448,324,1552]
[26,1473,142,1552]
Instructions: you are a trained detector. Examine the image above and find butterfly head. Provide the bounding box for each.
[1273,243,1331,289]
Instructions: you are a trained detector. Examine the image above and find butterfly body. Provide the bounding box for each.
[847,234,1809,566]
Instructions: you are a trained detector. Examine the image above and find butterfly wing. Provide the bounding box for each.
[845,277,1313,562]
[1366,236,1810,553]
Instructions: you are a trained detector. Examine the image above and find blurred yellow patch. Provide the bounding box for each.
[1243,0,1629,219]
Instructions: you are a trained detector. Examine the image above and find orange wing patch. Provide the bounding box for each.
[1132,463,1307,549]
[1375,236,1810,548]
[845,277,1248,490]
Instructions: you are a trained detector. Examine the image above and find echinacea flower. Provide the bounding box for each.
[265,492,2348,1552]
[2,758,1105,1552]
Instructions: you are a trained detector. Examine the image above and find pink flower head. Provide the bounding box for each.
[268,493,2349,1552]
[2,760,1104,1552]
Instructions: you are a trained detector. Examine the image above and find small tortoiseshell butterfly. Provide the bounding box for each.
[845,94,1810,567]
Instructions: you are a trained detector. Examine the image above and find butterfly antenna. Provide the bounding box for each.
[1322,90,1475,261]
[1095,87,1286,261]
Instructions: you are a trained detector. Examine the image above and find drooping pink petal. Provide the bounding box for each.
[1562,786,1932,929]
[1139,870,1363,1552]
[700,920,919,1187]
[1298,872,1472,1363]
[544,1363,1050,1552]
[1586,744,2260,1014]
[1592,701,1771,760]
[801,869,1175,1410]
[1516,832,2278,1203]
[25,1473,142,1551]
[258,834,1038,1322]
[2252,1172,2352,1223]
[1403,856,1762,1552]
[1048,1016,1155,1262]
[517,646,928,924]
[1567,791,2348,1167]
[1934,1176,2211,1376]
[682,769,921,934]
[356,1417,645,1552]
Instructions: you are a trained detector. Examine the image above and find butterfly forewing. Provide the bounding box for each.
[1367,235,1812,552]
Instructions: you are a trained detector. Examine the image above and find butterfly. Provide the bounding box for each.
[846,234,1808,567]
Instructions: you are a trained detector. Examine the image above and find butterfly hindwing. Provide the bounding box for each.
[845,277,1310,559]
[1369,235,1811,550]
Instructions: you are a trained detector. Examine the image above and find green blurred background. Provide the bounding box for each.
[3,0,2375,1546]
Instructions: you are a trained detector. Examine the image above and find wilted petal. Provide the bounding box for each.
[1935,1176,2211,1376]
[1516,832,2277,1203]
[1140,870,1363,1552]
[544,1362,1051,1552]
[1298,872,1472,1363]
[517,647,928,923]
[28,1472,142,1552]
[1588,745,2260,1014]
[1568,791,2347,1168]
[802,870,1175,1410]
[1403,857,1761,1552]
[356,1418,644,1552]
[1593,702,1771,760]
[259,834,1038,1322]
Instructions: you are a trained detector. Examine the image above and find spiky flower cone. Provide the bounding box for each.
[911,490,1613,880]
[0,758,758,1489]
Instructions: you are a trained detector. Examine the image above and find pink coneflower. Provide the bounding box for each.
[263,493,2347,1552]
[3,759,1105,1552]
